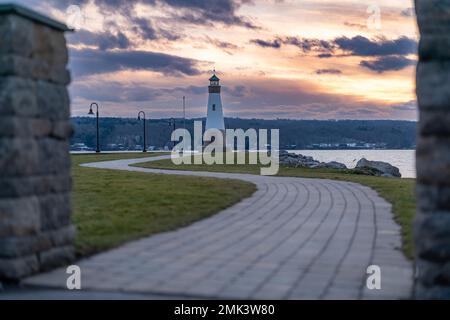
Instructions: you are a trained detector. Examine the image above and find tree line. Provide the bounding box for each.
[70,117,416,150]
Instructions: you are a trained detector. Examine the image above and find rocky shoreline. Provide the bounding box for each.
[279,151,402,178]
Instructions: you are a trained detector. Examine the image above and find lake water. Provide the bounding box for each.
[290,150,416,178]
[71,149,416,178]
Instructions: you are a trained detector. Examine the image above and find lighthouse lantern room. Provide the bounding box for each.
[205,72,225,132]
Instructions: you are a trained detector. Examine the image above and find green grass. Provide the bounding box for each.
[71,153,256,257]
[134,154,416,259]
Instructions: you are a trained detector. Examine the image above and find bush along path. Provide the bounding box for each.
[23,155,413,299]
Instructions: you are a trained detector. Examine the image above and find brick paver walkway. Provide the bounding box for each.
[23,156,413,299]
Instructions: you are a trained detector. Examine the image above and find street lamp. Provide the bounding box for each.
[138,111,147,153]
[183,96,186,131]
[88,102,100,153]
[170,117,176,148]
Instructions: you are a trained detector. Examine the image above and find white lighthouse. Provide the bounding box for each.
[205,72,225,133]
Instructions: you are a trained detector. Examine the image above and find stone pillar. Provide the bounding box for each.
[0,5,75,282]
[415,0,450,299]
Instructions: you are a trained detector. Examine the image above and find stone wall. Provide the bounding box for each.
[415,0,450,299]
[0,10,75,281]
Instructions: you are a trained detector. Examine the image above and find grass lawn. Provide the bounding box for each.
[134,154,416,259]
[71,153,256,257]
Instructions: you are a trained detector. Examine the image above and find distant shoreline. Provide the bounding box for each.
[287,148,415,151]
[71,148,417,153]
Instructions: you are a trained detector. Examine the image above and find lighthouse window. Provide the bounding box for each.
[212,104,216,111]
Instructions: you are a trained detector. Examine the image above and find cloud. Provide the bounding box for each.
[131,18,158,40]
[164,0,259,29]
[401,8,415,17]
[250,39,281,48]
[46,0,149,12]
[251,36,334,52]
[334,36,417,57]
[71,82,209,103]
[392,100,417,111]
[223,85,248,97]
[282,37,335,53]
[251,35,417,57]
[317,53,333,59]
[315,69,342,75]
[68,30,131,50]
[205,36,240,54]
[72,81,162,102]
[69,49,203,77]
[343,21,367,30]
[251,34,417,73]
[70,76,416,120]
[52,0,259,29]
[44,0,256,47]
[360,56,416,73]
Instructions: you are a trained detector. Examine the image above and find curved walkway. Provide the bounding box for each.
[23,156,413,299]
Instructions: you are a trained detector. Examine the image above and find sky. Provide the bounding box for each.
[4,0,418,120]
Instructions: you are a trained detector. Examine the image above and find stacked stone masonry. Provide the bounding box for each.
[415,0,450,299]
[0,10,75,281]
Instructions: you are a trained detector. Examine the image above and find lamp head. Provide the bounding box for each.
[138,115,141,120]
[88,107,94,115]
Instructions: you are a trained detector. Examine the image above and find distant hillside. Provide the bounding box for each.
[70,117,416,150]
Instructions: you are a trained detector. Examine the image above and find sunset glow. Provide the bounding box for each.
[7,0,418,120]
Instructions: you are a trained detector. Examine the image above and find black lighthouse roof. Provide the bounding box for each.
[209,74,220,81]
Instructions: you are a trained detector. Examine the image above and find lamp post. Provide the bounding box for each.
[171,117,176,149]
[138,111,147,153]
[88,102,100,153]
[183,96,186,131]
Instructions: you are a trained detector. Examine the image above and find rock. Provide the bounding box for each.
[36,81,70,120]
[329,161,347,169]
[38,138,71,175]
[417,61,450,110]
[415,283,450,300]
[0,255,39,281]
[51,121,74,140]
[419,110,450,136]
[0,15,34,57]
[39,245,75,271]
[280,152,398,176]
[39,193,72,231]
[0,7,74,281]
[0,138,43,177]
[0,174,71,198]
[415,211,450,262]
[417,136,450,186]
[416,0,450,299]
[0,76,38,117]
[350,166,383,176]
[0,234,52,258]
[297,161,321,168]
[316,161,347,170]
[0,196,41,237]
[279,151,346,169]
[355,158,401,177]
[416,184,450,212]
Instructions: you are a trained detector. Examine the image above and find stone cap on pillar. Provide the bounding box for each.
[0,3,71,32]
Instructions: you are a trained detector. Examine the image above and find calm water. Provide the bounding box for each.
[290,150,416,178]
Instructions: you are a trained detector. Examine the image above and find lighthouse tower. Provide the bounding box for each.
[205,72,225,134]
